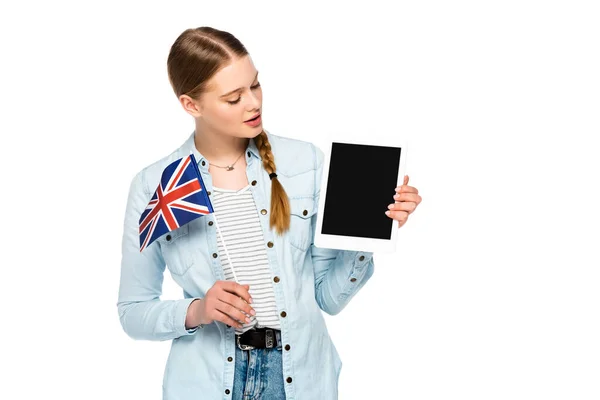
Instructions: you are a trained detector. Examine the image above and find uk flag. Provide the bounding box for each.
[138,153,213,252]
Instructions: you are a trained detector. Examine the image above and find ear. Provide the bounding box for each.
[179,94,203,118]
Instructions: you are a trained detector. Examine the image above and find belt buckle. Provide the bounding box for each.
[265,329,274,349]
[236,334,255,351]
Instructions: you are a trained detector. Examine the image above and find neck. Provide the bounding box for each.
[193,127,249,164]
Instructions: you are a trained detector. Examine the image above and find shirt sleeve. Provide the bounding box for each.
[116,169,204,341]
[309,144,376,316]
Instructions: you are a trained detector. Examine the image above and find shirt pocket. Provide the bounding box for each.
[157,224,194,276]
[287,196,316,252]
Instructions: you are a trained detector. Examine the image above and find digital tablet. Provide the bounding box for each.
[314,135,408,253]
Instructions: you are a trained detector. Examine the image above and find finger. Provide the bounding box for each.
[214,309,244,329]
[221,281,252,304]
[396,185,418,195]
[404,175,409,185]
[393,192,421,203]
[216,298,252,325]
[221,291,256,319]
[221,284,254,314]
[385,209,409,223]
[387,202,417,213]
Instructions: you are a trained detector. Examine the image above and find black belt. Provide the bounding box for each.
[236,328,281,350]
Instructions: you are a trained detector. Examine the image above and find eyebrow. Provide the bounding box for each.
[219,71,259,98]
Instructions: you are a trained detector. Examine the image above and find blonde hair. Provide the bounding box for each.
[166,27,290,235]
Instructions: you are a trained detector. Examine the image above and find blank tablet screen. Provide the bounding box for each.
[321,142,402,240]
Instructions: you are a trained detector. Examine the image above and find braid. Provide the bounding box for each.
[254,131,290,235]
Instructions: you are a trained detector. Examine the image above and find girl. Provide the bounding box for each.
[117,26,422,400]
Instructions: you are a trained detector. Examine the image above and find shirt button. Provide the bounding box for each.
[284,344,291,351]
[261,209,267,215]
[227,356,233,362]
[273,276,280,283]
[166,234,172,241]
[350,277,357,282]
[225,389,231,394]
[202,161,206,166]
[251,180,257,186]
[286,377,293,383]
[207,191,211,196]
[280,311,287,318]
[208,221,213,226]
[212,253,218,258]
[359,255,365,261]
[303,209,308,216]
[267,241,274,248]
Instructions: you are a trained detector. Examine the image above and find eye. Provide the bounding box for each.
[226,83,261,105]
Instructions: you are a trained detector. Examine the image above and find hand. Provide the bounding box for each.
[186,281,256,329]
[385,175,422,228]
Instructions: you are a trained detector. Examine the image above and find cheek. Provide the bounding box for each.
[206,105,240,126]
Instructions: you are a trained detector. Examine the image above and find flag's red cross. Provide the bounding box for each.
[138,156,210,251]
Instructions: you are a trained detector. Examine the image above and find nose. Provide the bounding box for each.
[245,90,261,110]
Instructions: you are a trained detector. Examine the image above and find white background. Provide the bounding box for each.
[1,1,599,399]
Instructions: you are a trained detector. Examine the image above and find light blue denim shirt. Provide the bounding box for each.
[117,129,375,400]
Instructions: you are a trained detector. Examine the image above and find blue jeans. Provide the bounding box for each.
[232,333,286,399]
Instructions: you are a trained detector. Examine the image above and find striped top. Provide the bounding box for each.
[211,183,281,334]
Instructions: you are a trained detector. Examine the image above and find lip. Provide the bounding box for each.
[245,113,261,122]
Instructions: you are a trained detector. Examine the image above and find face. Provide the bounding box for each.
[180,55,263,139]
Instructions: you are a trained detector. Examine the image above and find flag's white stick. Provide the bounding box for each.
[191,150,241,283]
[213,211,255,324]
[211,213,240,284]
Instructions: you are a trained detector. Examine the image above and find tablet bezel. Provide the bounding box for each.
[313,134,408,253]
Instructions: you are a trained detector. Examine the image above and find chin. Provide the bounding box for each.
[243,128,264,138]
